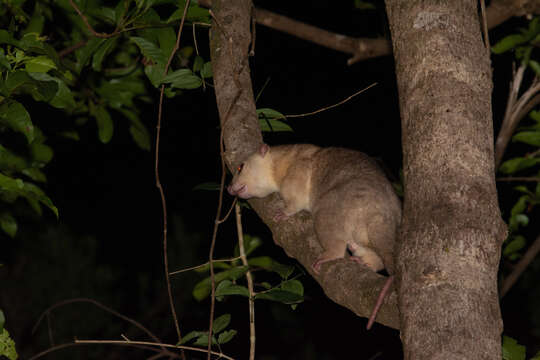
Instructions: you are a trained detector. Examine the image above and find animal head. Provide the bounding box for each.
[227,144,278,199]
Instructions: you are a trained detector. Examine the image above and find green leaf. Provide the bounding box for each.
[178,330,206,345]
[0,30,20,47]
[193,262,231,273]
[76,38,107,73]
[513,185,532,195]
[192,266,248,301]
[499,157,540,174]
[0,51,10,71]
[0,310,4,330]
[492,34,528,54]
[0,328,17,360]
[24,56,56,73]
[130,36,167,65]
[503,235,526,256]
[22,182,58,218]
[0,213,17,238]
[28,73,75,109]
[129,125,151,151]
[162,69,193,83]
[23,6,45,35]
[144,64,166,87]
[192,182,220,191]
[0,145,28,172]
[511,195,528,216]
[59,131,80,141]
[31,143,53,164]
[0,101,34,143]
[21,168,46,183]
[354,0,376,10]
[217,330,237,345]
[171,74,202,89]
[512,131,540,146]
[281,279,304,297]
[215,280,249,298]
[212,313,231,334]
[248,256,294,279]
[243,235,263,257]
[257,108,286,120]
[255,289,304,304]
[201,62,213,78]
[92,38,118,71]
[156,27,176,59]
[0,173,24,191]
[259,119,293,132]
[502,336,526,360]
[90,105,114,144]
[167,2,210,23]
[193,333,217,347]
[531,350,540,360]
[257,108,291,132]
[530,60,540,76]
[193,56,204,72]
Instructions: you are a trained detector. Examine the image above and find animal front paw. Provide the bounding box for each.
[273,209,290,222]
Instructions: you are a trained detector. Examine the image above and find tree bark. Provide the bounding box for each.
[384,1,507,359]
[210,0,400,329]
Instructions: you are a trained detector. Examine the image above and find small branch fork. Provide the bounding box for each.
[30,298,221,360]
[235,203,256,360]
[153,1,192,357]
[495,63,540,297]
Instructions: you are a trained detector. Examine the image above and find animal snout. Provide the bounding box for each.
[227,183,246,196]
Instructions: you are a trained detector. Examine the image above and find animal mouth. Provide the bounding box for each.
[228,184,247,197]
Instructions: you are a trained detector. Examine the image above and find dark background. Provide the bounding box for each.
[1,1,539,359]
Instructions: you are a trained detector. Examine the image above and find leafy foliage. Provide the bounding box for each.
[0,0,213,236]
[179,313,237,347]
[494,18,540,264]
[0,310,17,360]
[492,17,540,75]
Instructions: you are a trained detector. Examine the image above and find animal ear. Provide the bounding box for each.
[259,143,269,157]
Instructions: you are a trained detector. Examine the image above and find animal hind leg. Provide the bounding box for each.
[311,211,348,274]
[347,242,385,272]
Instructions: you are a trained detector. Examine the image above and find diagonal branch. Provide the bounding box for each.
[501,234,540,297]
[199,0,540,64]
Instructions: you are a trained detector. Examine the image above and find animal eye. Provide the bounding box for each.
[237,163,244,173]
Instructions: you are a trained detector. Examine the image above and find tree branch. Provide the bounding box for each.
[200,0,540,64]
[500,234,540,297]
[209,0,399,329]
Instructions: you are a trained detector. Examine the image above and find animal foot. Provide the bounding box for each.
[273,209,290,222]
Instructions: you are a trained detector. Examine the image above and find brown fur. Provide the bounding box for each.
[228,143,401,274]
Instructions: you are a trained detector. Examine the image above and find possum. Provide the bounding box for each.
[227,143,401,329]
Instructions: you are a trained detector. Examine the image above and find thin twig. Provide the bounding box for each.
[501,234,540,297]
[155,0,191,356]
[207,128,228,360]
[217,197,238,224]
[235,203,256,360]
[32,298,162,346]
[286,83,377,118]
[69,0,116,38]
[169,256,243,276]
[495,64,533,168]
[58,40,87,58]
[497,177,540,182]
[46,313,54,346]
[480,0,490,51]
[75,339,236,359]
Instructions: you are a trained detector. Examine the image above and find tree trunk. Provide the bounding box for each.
[384,1,506,359]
